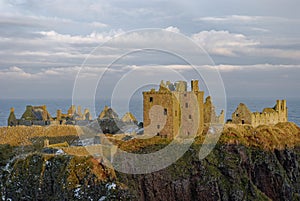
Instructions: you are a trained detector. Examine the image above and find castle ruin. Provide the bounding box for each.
[8,105,92,126]
[7,80,288,137]
[8,105,52,126]
[143,80,224,138]
[232,100,288,127]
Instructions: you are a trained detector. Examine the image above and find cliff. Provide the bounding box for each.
[0,122,299,200]
[0,154,133,200]
[117,144,300,201]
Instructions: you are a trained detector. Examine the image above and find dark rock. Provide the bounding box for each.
[117,144,300,201]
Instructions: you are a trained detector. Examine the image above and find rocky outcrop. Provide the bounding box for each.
[97,106,122,134]
[97,107,139,134]
[1,144,298,200]
[98,106,119,119]
[117,144,300,201]
[0,154,133,200]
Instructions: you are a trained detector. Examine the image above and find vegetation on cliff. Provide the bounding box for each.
[1,154,133,200]
[0,122,299,200]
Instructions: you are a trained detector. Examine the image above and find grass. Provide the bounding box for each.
[0,122,299,156]
[220,122,300,150]
[0,125,82,146]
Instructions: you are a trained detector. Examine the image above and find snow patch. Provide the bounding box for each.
[55,149,64,155]
[105,182,116,190]
[98,196,106,201]
[74,187,82,198]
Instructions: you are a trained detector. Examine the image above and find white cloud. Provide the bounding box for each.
[164,26,180,33]
[190,30,300,60]
[0,65,123,80]
[197,15,262,23]
[38,30,114,44]
[249,27,270,33]
[191,30,259,56]
[196,15,297,24]
[214,64,300,72]
[89,21,108,28]
[0,27,299,70]
[0,66,35,79]
[120,63,300,73]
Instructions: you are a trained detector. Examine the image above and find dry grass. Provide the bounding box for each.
[62,146,91,156]
[221,122,300,150]
[0,125,83,146]
[1,122,299,153]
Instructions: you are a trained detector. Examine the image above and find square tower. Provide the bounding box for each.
[143,80,204,138]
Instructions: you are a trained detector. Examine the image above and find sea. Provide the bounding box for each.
[0,97,299,127]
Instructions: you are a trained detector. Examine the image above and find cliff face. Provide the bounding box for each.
[118,144,300,201]
[1,144,299,201]
[0,154,133,200]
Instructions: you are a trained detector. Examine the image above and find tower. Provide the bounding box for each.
[191,80,199,92]
[275,100,281,112]
[42,105,47,120]
[8,107,17,126]
[77,106,82,117]
[57,109,62,121]
[281,100,288,122]
[143,80,204,138]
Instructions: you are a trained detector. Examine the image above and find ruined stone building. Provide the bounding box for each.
[143,80,206,138]
[204,96,225,124]
[57,105,92,125]
[8,105,52,126]
[231,100,288,127]
[8,105,92,126]
[143,80,225,138]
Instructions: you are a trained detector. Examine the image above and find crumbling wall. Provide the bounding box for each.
[232,100,288,127]
[232,103,252,125]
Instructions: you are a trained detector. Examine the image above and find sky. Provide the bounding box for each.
[0,0,300,99]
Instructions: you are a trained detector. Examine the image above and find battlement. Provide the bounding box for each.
[144,80,202,95]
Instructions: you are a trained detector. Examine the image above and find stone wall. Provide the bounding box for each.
[204,96,224,124]
[143,80,204,138]
[232,100,288,127]
[143,91,175,138]
[232,103,252,125]
[251,100,288,127]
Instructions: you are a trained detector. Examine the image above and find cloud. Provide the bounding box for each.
[1,63,300,99]
[164,26,180,33]
[214,64,300,72]
[0,26,299,71]
[0,65,125,80]
[190,30,300,60]
[191,30,259,56]
[197,15,262,23]
[38,30,114,44]
[119,63,300,73]
[0,66,35,79]
[196,15,299,24]
[89,21,108,28]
